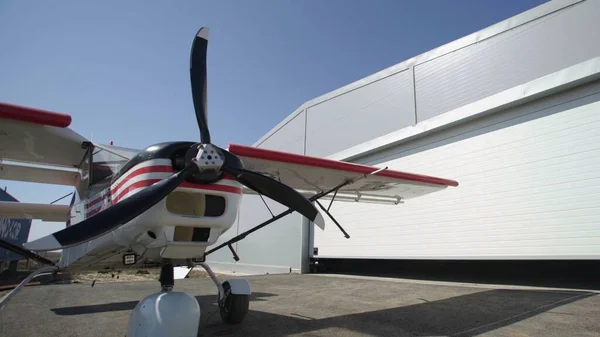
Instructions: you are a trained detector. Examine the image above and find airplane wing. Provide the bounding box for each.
[204,144,459,258]
[0,201,70,222]
[0,161,81,186]
[227,143,458,205]
[0,101,90,170]
[0,101,90,221]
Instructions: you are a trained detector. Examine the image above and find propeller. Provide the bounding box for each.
[187,27,321,225]
[190,27,211,144]
[23,27,323,252]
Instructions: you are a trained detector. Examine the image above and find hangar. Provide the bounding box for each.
[206,0,600,274]
[0,188,32,276]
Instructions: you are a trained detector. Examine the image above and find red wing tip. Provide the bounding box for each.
[227,143,459,187]
[0,101,72,128]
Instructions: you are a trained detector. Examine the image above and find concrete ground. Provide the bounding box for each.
[0,273,599,337]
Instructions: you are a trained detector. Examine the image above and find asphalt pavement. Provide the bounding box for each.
[0,273,598,337]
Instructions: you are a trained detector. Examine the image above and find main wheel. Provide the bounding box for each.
[218,281,249,324]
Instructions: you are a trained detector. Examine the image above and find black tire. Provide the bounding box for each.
[219,281,250,324]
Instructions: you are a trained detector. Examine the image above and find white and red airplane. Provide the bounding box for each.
[0,27,458,336]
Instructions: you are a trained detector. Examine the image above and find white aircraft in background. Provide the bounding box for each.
[0,27,458,336]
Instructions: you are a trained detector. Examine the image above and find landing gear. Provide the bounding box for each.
[159,262,174,292]
[126,261,251,336]
[218,280,250,324]
[197,262,251,325]
[127,261,200,337]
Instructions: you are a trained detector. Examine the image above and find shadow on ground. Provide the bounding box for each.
[49,284,595,337]
[200,288,594,337]
[44,258,600,337]
[50,292,276,315]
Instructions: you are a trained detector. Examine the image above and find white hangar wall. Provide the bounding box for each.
[207,0,600,272]
[317,67,600,259]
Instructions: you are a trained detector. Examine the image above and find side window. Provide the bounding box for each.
[66,192,77,227]
[75,144,92,199]
[88,144,137,193]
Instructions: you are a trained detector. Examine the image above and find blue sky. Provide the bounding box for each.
[0,0,548,241]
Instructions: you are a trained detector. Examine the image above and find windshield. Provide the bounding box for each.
[91,144,140,184]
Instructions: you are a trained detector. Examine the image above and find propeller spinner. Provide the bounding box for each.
[24,27,324,252]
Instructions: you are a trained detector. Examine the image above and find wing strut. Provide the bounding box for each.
[0,239,59,311]
[315,199,350,239]
[0,266,59,311]
[0,239,56,266]
[204,166,388,261]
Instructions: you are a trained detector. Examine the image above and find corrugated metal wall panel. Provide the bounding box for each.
[258,110,306,154]
[415,0,600,122]
[208,112,305,270]
[215,1,600,271]
[305,69,415,157]
[234,196,303,270]
[312,81,600,259]
[207,195,305,271]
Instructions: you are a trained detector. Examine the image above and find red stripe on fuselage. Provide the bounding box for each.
[111,165,174,196]
[86,193,110,209]
[110,165,237,196]
[112,179,242,203]
[83,164,240,215]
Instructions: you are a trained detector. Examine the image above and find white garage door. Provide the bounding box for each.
[313,80,600,260]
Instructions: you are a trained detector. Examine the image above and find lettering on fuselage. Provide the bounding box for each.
[0,218,21,241]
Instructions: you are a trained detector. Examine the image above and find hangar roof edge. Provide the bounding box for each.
[253,0,584,149]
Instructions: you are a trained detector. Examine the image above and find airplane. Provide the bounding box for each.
[0,27,459,336]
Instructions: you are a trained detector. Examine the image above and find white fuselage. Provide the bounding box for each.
[58,158,243,271]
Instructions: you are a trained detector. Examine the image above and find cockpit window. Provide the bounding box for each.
[91,144,140,185]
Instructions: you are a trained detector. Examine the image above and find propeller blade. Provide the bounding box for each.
[222,165,324,228]
[190,27,211,144]
[24,164,200,251]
